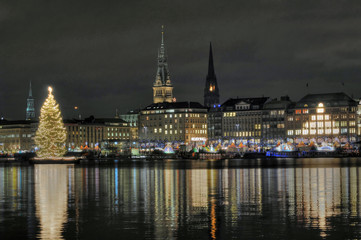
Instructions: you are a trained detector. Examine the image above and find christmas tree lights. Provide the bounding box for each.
[35,86,67,158]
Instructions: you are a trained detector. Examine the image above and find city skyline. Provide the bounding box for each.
[1,0,361,119]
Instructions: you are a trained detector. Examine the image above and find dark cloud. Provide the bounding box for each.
[1,0,361,119]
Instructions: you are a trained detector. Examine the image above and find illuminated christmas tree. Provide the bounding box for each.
[35,86,67,158]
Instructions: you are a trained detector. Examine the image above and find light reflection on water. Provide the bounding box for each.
[35,165,70,240]
[1,159,361,239]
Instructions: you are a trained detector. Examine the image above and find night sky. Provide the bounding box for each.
[1,0,361,120]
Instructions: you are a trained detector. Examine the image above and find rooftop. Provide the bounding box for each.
[143,101,206,110]
[295,92,357,108]
[222,97,269,110]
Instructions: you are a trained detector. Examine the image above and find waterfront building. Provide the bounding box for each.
[153,26,174,104]
[203,43,220,108]
[285,92,358,144]
[207,105,223,142]
[26,82,35,120]
[357,99,361,137]
[262,96,292,145]
[64,116,136,150]
[119,109,139,140]
[0,120,37,152]
[138,102,208,144]
[222,97,269,145]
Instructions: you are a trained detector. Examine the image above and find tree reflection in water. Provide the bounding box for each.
[35,164,72,240]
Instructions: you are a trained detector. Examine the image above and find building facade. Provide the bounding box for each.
[207,105,223,142]
[0,120,37,152]
[64,116,136,150]
[222,97,269,145]
[119,109,139,140]
[139,102,208,144]
[153,26,173,104]
[286,92,358,144]
[262,96,292,145]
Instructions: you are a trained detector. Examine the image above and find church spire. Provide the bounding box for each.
[208,42,216,78]
[204,42,220,107]
[153,25,173,103]
[29,81,33,97]
[26,81,35,120]
[158,25,166,60]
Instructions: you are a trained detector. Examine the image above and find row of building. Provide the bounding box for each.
[1,27,361,152]
[0,116,138,152]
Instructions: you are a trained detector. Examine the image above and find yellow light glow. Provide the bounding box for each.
[35,86,67,158]
[48,86,53,94]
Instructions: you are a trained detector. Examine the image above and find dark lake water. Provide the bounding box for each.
[2,158,361,239]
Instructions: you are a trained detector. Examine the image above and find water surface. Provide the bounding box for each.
[1,158,361,239]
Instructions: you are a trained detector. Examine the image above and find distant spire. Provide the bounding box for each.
[115,108,119,118]
[161,25,164,45]
[159,25,166,59]
[207,42,216,78]
[204,42,220,107]
[29,81,33,97]
[26,81,35,120]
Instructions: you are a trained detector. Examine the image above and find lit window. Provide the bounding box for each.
[325,129,331,134]
[310,129,316,135]
[317,108,324,113]
[318,129,324,134]
[295,110,301,114]
[295,130,301,135]
[311,115,316,121]
[302,129,309,135]
[287,130,294,135]
[333,128,339,134]
[317,115,323,120]
[302,109,309,114]
[325,115,330,120]
[165,130,168,135]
